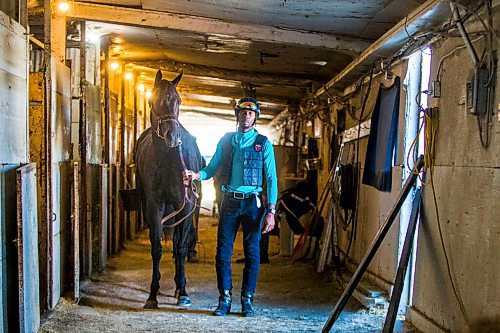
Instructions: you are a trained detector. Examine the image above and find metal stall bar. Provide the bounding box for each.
[383,188,422,332]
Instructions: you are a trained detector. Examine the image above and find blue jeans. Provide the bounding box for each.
[216,194,264,295]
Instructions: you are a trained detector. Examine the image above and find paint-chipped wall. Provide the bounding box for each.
[312,7,499,333]
[407,11,500,332]
[319,61,409,290]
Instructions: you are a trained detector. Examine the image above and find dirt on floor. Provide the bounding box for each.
[39,216,420,333]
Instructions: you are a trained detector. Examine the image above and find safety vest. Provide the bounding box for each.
[219,132,267,187]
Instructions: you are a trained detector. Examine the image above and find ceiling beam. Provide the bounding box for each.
[314,0,452,97]
[175,85,300,106]
[72,2,372,53]
[180,106,272,123]
[131,59,319,87]
[180,98,283,115]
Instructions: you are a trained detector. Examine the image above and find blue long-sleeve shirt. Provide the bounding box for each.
[199,129,278,205]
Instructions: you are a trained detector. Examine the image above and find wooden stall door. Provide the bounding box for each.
[16,164,40,333]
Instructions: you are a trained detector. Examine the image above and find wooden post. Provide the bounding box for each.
[119,65,126,247]
[101,42,113,255]
[42,0,53,311]
[78,20,90,277]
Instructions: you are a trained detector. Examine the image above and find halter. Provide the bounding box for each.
[154,114,182,147]
[150,83,183,146]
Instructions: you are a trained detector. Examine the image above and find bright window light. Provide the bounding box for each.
[86,32,100,44]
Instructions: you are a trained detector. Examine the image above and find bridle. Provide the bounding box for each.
[154,114,182,147]
[149,84,207,228]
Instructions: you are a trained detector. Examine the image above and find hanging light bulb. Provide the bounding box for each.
[137,83,145,91]
[110,61,119,70]
[124,72,133,80]
[57,1,70,12]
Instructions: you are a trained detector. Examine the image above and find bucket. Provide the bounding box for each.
[119,189,142,211]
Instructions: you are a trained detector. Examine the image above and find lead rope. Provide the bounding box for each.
[160,145,209,229]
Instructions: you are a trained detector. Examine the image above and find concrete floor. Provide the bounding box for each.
[39,215,420,332]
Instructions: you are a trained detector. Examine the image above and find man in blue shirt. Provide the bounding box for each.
[184,97,278,317]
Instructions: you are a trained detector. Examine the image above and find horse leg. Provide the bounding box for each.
[144,206,164,309]
[173,217,192,307]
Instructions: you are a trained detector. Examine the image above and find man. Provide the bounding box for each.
[183,97,278,317]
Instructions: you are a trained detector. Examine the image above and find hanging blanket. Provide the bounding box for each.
[362,76,401,192]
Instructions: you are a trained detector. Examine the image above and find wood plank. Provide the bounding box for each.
[0,15,27,79]
[133,59,318,87]
[72,162,80,301]
[17,163,40,333]
[72,2,371,53]
[0,70,28,163]
[100,165,108,270]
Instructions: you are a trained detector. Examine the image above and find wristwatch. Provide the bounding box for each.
[268,208,276,214]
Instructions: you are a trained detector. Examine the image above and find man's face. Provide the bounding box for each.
[238,109,256,131]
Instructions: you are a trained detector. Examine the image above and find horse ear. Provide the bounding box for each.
[154,70,162,87]
[171,70,183,88]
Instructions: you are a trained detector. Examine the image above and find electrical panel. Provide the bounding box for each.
[431,81,441,98]
[466,67,489,116]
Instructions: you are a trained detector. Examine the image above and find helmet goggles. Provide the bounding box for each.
[236,100,259,112]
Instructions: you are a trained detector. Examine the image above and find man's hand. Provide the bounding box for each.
[183,170,200,181]
[261,212,275,234]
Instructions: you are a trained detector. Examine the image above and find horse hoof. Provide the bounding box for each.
[174,289,180,298]
[177,295,191,307]
[143,299,158,309]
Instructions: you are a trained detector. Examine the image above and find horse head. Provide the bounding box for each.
[149,70,183,148]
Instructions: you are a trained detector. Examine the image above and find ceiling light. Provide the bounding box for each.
[125,72,133,80]
[137,83,145,91]
[57,1,69,12]
[310,60,328,66]
[110,62,119,70]
[146,91,152,99]
[111,37,124,44]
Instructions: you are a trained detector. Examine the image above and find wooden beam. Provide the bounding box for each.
[175,85,299,106]
[180,106,272,123]
[184,97,285,110]
[29,35,44,49]
[132,59,318,87]
[72,2,371,53]
[180,98,282,117]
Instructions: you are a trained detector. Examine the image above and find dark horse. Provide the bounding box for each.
[135,70,203,309]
